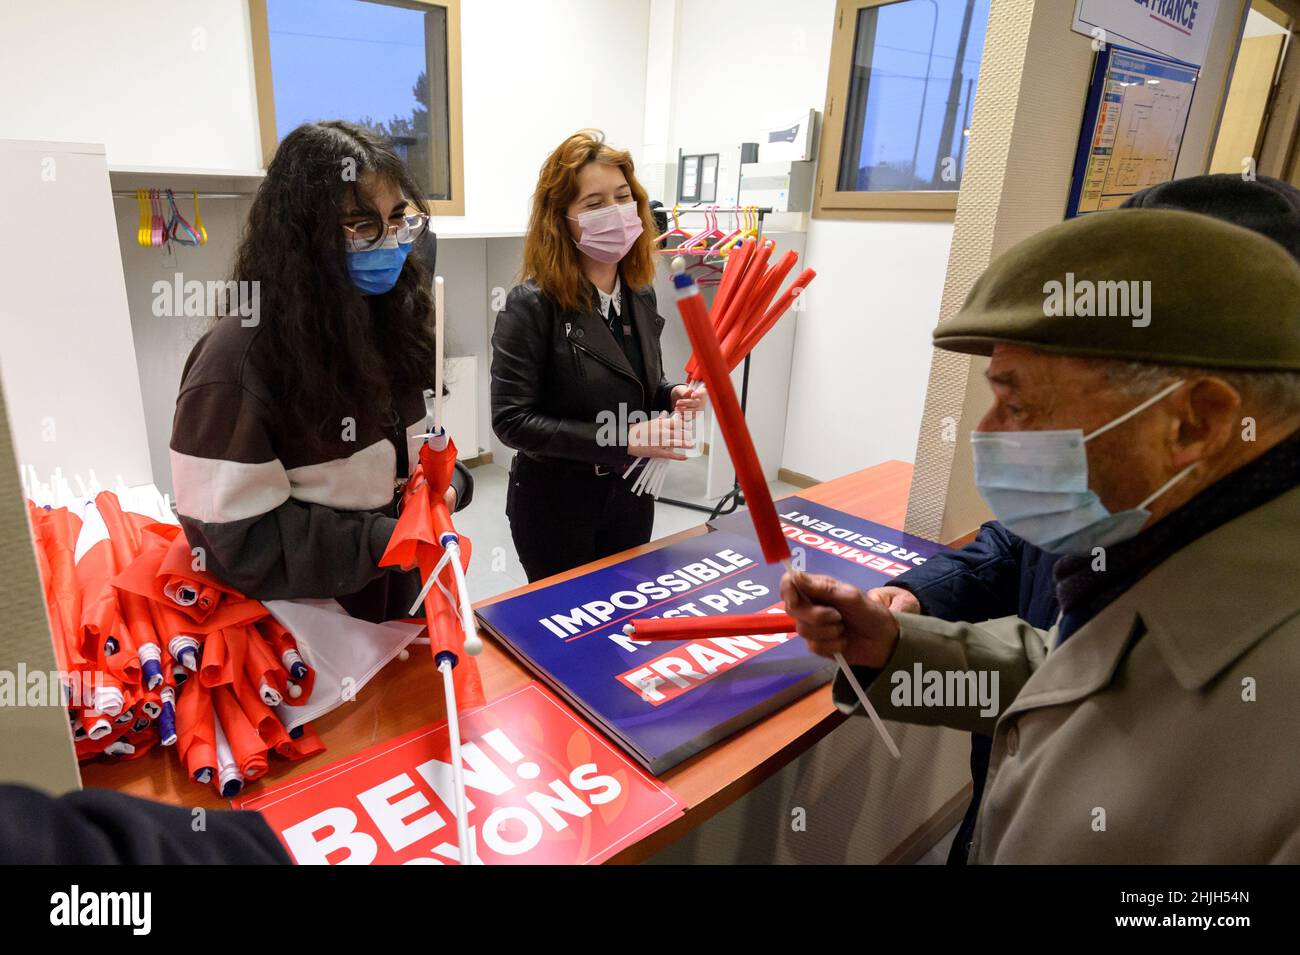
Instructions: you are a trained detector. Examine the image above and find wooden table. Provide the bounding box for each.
[82,460,915,863]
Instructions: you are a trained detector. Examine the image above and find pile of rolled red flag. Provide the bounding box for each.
[627,237,816,496]
[27,491,323,796]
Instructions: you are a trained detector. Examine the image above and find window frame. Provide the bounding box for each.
[248,0,466,215]
[814,0,968,222]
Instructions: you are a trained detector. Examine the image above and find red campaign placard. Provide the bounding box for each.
[233,682,685,865]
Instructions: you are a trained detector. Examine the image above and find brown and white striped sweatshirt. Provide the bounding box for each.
[169,316,471,622]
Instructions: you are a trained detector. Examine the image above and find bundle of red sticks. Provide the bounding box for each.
[624,263,902,759]
[626,237,816,497]
[27,491,325,795]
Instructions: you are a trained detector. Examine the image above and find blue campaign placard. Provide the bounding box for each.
[716,495,950,582]
[475,528,831,774]
[476,500,949,774]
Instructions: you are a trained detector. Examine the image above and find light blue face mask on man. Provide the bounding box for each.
[346,233,412,296]
[971,379,1197,555]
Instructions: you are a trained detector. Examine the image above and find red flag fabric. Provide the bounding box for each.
[212,684,268,781]
[176,677,218,782]
[379,434,485,710]
[74,500,125,663]
[242,625,288,704]
[256,616,314,702]
[95,493,165,691]
[418,531,486,711]
[28,504,85,674]
[274,722,326,761]
[156,523,243,623]
[719,250,797,368]
[26,489,388,788]
[111,522,265,634]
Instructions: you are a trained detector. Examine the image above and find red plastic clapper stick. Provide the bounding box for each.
[688,239,773,382]
[687,238,754,380]
[719,249,798,367]
[623,612,796,641]
[705,240,755,343]
[712,239,773,345]
[728,268,817,372]
[672,265,900,759]
[673,267,789,563]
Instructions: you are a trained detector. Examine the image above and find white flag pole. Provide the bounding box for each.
[783,561,900,759]
[438,658,472,865]
[434,275,445,433]
[428,275,476,862]
[442,537,482,657]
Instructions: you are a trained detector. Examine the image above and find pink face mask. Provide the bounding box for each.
[568,201,644,263]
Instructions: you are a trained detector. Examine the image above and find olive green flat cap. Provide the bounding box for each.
[934,208,1300,370]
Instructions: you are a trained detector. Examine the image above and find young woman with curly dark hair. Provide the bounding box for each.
[169,120,471,621]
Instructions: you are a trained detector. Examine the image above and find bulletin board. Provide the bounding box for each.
[1066,45,1200,216]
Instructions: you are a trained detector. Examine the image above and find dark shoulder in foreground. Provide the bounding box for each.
[0,784,290,864]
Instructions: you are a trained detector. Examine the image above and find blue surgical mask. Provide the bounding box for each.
[346,234,412,295]
[971,379,1196,555]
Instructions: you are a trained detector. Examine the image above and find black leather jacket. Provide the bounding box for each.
[491,279,678,467]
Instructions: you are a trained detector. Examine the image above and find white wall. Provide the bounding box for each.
[0,0,262,170]
[449,0,651,229]
[1244,7,1290,38]
[434,236,490,454]
[786,219,952,478]
[666,0,836,150]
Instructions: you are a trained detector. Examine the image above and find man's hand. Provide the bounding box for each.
[443,485,457,513]
[866,585,921,615]
[780,570,902,668]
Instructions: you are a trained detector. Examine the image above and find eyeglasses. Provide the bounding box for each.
[343,212,431,251]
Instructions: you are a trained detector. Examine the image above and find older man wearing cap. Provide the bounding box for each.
[861,174,1300,864]
[782,207,1300,863]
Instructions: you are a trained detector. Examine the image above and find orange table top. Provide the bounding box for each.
[81,460,915,863]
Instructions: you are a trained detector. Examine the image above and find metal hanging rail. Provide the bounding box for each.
[654,205,771,518]
[662,206,773,215]
[112,191,251,199]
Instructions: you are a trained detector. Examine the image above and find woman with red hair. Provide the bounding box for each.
[491,130,703,581]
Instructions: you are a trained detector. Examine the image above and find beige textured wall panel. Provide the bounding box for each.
[1257,28,1300,180]
[0,380,81,793]
[1184,3,1257,174]
[1210,34,1285,174]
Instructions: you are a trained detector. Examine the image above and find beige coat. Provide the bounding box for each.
[835,483,1300,863]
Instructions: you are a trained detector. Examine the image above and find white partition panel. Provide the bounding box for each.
[0,140,153,492]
